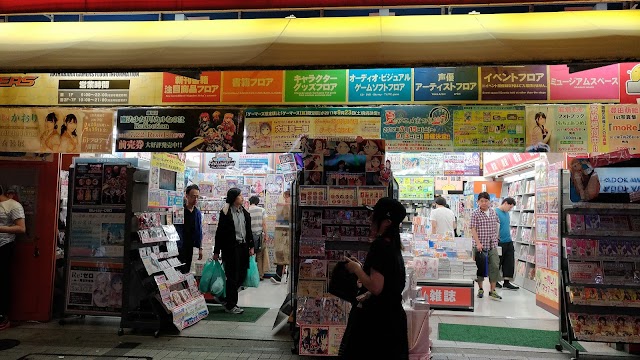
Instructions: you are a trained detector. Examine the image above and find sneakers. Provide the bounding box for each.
[489,290,503,300]
[503,282,519,290]
[496,282,503,289]
[270,277,281,284]
[224,306,244,314]
[0,316,10,331]
[477,289,484,298]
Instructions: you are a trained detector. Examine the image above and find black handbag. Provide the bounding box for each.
[328,261,359,303]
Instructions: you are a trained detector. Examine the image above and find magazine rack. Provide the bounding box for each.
[557,169,640,359]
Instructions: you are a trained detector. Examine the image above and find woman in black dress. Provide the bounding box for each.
[340,197,409,359]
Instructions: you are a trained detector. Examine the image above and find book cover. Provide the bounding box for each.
[584,214,601,230]
[568,261,603,284]
[326,250,344,261]
[299,186,327,206]
[567,238,598,257]
[629,216,640,232]
[327,187,358,207]
[299,259,328,279]
[296,297,323,325]
[301,209,323,237]
[566,214,585,235]
[299,325,330,356]
[602,261,635,284]
[297,280,326,297]
[299,239,326,258]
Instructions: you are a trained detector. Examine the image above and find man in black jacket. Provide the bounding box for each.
[213,188,255,314]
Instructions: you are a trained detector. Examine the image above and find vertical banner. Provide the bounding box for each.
[284,70,347,103]
[244,107,381,154]
[525,105,589,154]
[162,71,221,103]
[452,106,525,152]
[604,104,640,155]
[347,68,412,102]
[548,64,619,102]
[0,107,114,153]
[220,70,284,103]
[480,65,548,101]
[589,104,605,154]
[115,108,244,152]
[413,67,479,102]
[619,63,640,104]
[381,105,454,152]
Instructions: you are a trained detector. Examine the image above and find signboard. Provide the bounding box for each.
[221,70,284,103]
[525,105,590,154]
[603,104,640,155]
[381,105,454,152]
[397,176,434,201]
[443,152,482,176]
[480,65,548,101]
[484,153,539,176]
[244,107,380,153]
[0,107,113,153]
[452,106,526,152]
[151,153,186,173]
[238,154,271,171]
[347,68,412,102]
[535,267,559,315]
[418,285,473,309]
[284,70,347,103]
[162,71,221,103]
[58,79,130,105]
[69,208,126,258]
[413,67,479,102]
[396,153,444,176]
[619,63,640,104]
[66,261,123,315]
[115,107,244,152]
[549,64,619,102]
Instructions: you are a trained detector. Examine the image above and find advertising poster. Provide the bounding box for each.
[347,68,412,102]
[480,65,548,101]
[66,261,123,315]
[604,104,640,155]
[397,176,434,201]
[284,70,347,103]
[381,105,454,152]
[69,209,126,258]
[0,107,114,153]
[116,108,244,152]
[238,154,271,172]
[221,70,284,103]
[244,107,380,153]
[73,163,104,207]
[588,104,605,154]
[535,267,559,314]
[554,105,590,154]
[619,63,640,104]
[161,71,221,103]
[413,67,479,102]
[524,105,554,153]
[548,64,619,102]
[397,153,444,176]
[452,106,526,152]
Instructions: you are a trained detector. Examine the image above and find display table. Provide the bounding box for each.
[416,279,475,311]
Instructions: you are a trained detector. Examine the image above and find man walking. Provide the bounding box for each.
[430,197,456,238]
[471,192,501,300]
[248,196,268,279]
[0,184,26,330]
[214,188,255,314]
[175,184,203,274]
[496,197,519,290]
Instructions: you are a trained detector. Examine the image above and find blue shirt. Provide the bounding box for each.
[495,208,512,243]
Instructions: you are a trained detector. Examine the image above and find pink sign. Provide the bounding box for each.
[620,63,640,104]
[549,64,619,101]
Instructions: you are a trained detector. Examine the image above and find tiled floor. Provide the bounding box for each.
[0,280,637,359]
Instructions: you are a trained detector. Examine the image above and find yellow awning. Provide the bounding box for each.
[0,10,639,71]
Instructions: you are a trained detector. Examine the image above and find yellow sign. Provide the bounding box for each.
[151,153,186,173]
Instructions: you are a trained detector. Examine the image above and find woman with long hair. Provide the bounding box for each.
[59,114,79,153]
[40,112,61,152]
[526,111,552,152]
[340,197,409,359]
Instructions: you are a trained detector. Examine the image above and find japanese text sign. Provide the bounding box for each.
[480,65,548,101]
[221,70,284,103]
[347,68,412,102]
[414,67,479,102]
[549,64,619,102]
[162,71,221,103]
[452,106,526,152]
[284,70,347,103]
[419,285,473,308]
[381,105,454,152]
[603,104,640,155]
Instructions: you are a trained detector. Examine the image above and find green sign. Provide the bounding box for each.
[284,70,347,103]
[397,176,435,201]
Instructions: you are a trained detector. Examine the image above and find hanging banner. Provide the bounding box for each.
[396,153,444,176]
[381,105,454,152]
[0,107,114,153]
[413,67,479,102]
[221,70,284,103]
[115,108,244,152]
[396,176,435,201]
[151,153,186,173]
[443,152,482,176]
[452,106,525,152]
[347,68,412,102]
[619,63,640,104]
[244,107,380,153]
[604,104,640,155]
[284,70,347,103]
[480,65,548,101]
[162,71,221,103]
[548,64,619,102]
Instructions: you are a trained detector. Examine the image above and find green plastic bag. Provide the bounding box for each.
[243,255,260,288]
[210,260,226,297]
[199,260,215,293]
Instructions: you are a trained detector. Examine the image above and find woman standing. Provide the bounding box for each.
[340,197,409,359]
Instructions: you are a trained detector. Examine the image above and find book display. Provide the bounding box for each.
[557,153,640,358]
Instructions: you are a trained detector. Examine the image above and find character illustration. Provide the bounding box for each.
[569,158,600,202]
[40,112,61,152]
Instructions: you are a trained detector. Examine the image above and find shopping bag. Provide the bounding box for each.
[199,260,215,293]
[210,260,226,297]
[243,255,260,288]
[328,261,359,303]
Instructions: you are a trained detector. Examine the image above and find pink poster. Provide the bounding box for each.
[549,64,619,101]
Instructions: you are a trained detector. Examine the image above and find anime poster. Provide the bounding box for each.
[116,108,244,152]
[66,261,123,315]
[69,209,126,258]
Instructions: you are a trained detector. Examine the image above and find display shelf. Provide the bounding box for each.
[566,230,640,238]
[566,282,640,290]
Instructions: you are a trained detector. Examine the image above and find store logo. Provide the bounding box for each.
[625,64,640,96]
[0,76,39,87]
[428,106,451,126]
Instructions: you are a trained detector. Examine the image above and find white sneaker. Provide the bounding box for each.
[270,277,281,284]
[224,306,244,314]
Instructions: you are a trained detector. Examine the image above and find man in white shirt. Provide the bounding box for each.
[0,185,26,331]
[430,197,456,237]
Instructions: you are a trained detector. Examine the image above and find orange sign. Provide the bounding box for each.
[221,70,284,103]
[419,285,473,308]
[162,71,221,103]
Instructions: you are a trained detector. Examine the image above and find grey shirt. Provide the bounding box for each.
[0,199,25,247]
[232,205,246,243]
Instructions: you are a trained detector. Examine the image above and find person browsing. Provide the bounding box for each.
[496,197,519,290]
[175,185,203,274]
[430,196,456,238]
[471,192,502,301]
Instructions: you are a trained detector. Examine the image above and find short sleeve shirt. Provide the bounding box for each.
[363,237,406,307]
[248,205,265,234]
[470,208,499,250]
[0,199,25,247]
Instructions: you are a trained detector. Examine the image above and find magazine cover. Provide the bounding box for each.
[299,326,330,356]
[568,261,603,284]
[566,214,585,235]
[567,239,598,258]
[301,209,323,237]
[327,187,357,206]
[299,259,328,279]
[299,186,327,206]
[298,280,327,297]
[357,186,388,207]
[602,261,635,284]
[299,239,326,258]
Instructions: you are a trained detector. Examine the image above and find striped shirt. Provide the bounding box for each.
[248,205,266,234]
[470,207,499,250]
[0,199,25,247]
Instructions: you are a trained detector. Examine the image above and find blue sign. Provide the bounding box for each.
[414,67,479,102]
[348,68,412,102]
[381,105,454,152]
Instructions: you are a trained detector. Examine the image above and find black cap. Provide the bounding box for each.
[226,187,242,204]
[369,197,406,226]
